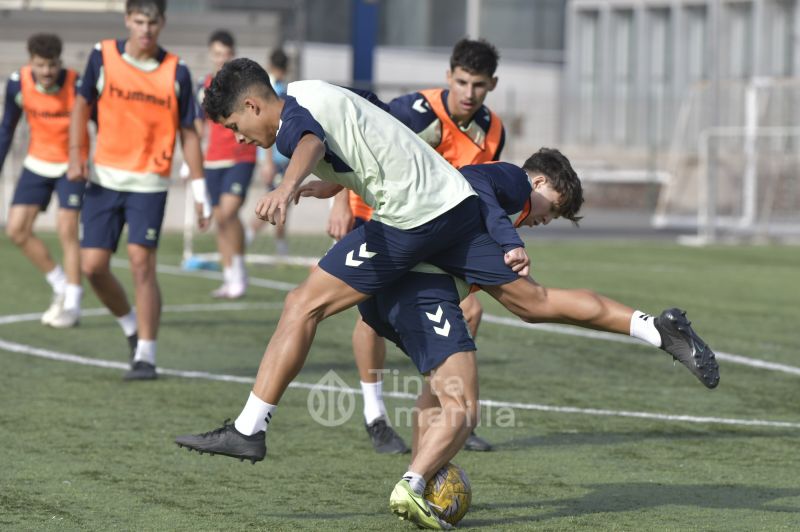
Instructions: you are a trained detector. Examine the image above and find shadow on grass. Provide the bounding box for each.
[463,483,800,527]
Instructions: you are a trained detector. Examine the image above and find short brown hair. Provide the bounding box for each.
[523,147,584,223]
[27,33,62,60]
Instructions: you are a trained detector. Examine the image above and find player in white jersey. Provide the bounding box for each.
[174,59,719,473]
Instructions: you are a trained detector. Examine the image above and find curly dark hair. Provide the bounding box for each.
[27,33,62,60]
[450,38,500,77]
[203,57,275,122]
[523,148,584,223]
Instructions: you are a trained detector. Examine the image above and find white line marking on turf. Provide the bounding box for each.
[479,315,800,377]
[128,258,800,378]
[1,335,798,429]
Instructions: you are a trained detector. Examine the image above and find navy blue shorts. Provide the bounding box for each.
[318,196,518,295]
[205,162,255,206]
[80,183,167,251]
[11,168,85,211]
[358,272,475,374]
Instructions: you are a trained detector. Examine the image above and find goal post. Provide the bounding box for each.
[654,77,800,243]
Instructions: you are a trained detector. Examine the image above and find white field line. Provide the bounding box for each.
[1,302,799,430]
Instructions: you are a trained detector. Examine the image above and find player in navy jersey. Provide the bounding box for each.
[67,0,208,381]
[356,149,573,528]
[1,34,88,329]
[328,39,503,453]
[174,61,720,502]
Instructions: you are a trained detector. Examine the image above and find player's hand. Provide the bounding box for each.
[296,180,343,201]
[255,185,293,225]
[504,247,530,277]
[66,159,88,182]
[195,201,210,231]
[327,201,354,240]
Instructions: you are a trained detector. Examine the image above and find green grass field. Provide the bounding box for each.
[1,232,799,531]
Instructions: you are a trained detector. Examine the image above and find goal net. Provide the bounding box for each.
[654,78,800,243]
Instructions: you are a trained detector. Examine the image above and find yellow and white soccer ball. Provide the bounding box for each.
[424,462,472,526]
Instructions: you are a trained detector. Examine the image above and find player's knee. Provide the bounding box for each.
[283,285,323,321]
[5,223,29,246]
[81,260,108,280]
[56,220,78,242]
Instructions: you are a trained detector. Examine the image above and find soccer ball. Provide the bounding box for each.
[424,462,472,526]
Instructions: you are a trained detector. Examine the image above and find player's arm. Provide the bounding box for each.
[256,133,328,225]
[68,47,102,181]
[327,188,354,240]
[468,171,530,276]
[178,63,210,229]
[67,94,91,181]
[0,76,22,173]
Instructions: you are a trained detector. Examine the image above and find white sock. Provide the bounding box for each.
[630,310,662,347]
[402,471,426,495]
[117,310,138,337]
[45,265,66,294]
[222,266,233,287]
[231,254,247,285]
[63,284,83,312]
[133,339,156,365]
[235,391,277,435]
[361,380,387,425]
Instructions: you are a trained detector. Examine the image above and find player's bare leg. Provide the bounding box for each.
[389,351,477,530]
[485,276,633,332]
[56,208,81,287]
[458,294,492,451]
[121,244,160,380]
[82,248,131,316]
[6,205,56,274]
[212,193,247,298]
[354,316,409,454]
[410,380,440,462]
[176,267,369,461]
[459,294,482,337]
[41,208,84,328]
[6,205,81,328]
[82,247,139,367]
[485,276,720,388]
[409,351,478,480]
[254,268,368,402]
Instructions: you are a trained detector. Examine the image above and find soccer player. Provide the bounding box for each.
[357,148,718,529]
[247,48,291,255]
[327,38,503,453]
[173,59,719,469]
[67,0,209,381]
[198,29,257,299]
[1,33,89,328]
